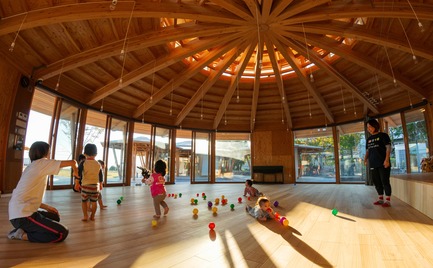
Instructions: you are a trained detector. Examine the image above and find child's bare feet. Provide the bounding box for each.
[81,217,88,221]
[153,215,161,219]
[90,213,95,221]
[164,207,169,215]
[100,205,107,209]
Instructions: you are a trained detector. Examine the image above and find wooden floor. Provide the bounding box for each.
[1,183,433,268]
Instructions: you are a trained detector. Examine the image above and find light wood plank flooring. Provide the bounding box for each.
[1,183,433,268]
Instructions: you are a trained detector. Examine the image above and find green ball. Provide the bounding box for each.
[120,196,124,201]
[117,199,122,205]
[332,208,338,216]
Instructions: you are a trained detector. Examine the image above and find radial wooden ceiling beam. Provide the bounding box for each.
[0,1,250,36]
[267,0,294,22]
[282,3,433,25]
[280,22,433,61]
[213,41,256,129]
[133,36,247,118]
[269,33,335,124]
[250,32,265,131]
[274,0,330,22]
[283,35,380,115]
[265,34,292,128]
[175,41,250,126]
[288,32,426,100]
[87,33,244,105]
[35,23,248,80]
[208,0,254,21]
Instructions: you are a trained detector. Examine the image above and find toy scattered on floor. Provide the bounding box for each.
[230,204,235,210]
[202,192,206,197]
[190,198,195,205]
[193,208,199,215]
[221,199,227,205]
[212,207,218,213]
[208,201,213,208]
[117,199,121,205]
[221,195,225,200]
[208,222,215,230]
[174,194,177,199]
[214,198,220,205]
[196,193,199,197]
[151,220,157,227]
[194,199,198,205]
[273,201,279,207]
[120,196,124,201]
[203,195,207,200]
[238,197,242,203]
[179,193,182,197]
[279,217,289,226]
[332,208,338,216]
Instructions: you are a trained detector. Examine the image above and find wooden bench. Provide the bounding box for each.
[252,166,284,183]
[391,173,433,220]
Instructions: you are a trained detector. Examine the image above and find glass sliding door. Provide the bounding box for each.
[294,128,336,183]
[404,108,429,173]
[52,100,80,187]
[192,132,211,183]
[24,89,55,170]
[133,122,152,186]
[386,114,407,175]
[152,126,171,182]
[338,122,366,183]
[106,118,128,185]
[215,132,251,183]
[175,129,192,183]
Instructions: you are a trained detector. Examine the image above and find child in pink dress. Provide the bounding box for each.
[142,160,169,218]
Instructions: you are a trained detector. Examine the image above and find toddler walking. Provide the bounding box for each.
[142,160,169,218]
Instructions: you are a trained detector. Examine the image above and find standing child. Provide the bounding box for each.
[243,179,262,197]
[97,160,107,209]
[245,196,275,221]
[78,144,103,221]
[142,160,169,219]
[8,141,78,242]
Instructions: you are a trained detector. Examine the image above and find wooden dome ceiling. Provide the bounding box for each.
[1,0,433,132]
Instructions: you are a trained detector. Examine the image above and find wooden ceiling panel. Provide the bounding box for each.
[1,0,432,132]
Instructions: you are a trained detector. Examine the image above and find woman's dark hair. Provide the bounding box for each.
[154,160,167,176]
[84,143,98,156]
[78,154,86,163]
[246,179,253,186]
[29,141,50,162]
[366,119,381,132]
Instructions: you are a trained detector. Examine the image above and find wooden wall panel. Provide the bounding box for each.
[252,128,295,183]
[0,60,20,194]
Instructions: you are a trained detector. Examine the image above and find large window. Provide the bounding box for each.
[152,127,171,182]
[294,128,336,183]
[52,100,80,187]
[133,122,152,185]
[175,129,192,183]
[215,133,251,183]
[387,114,407,175]
[338,122,366,183]
[192,132,210,183]
[107,118,128,185]
[404,109,429,173]
[24,90,55,170]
